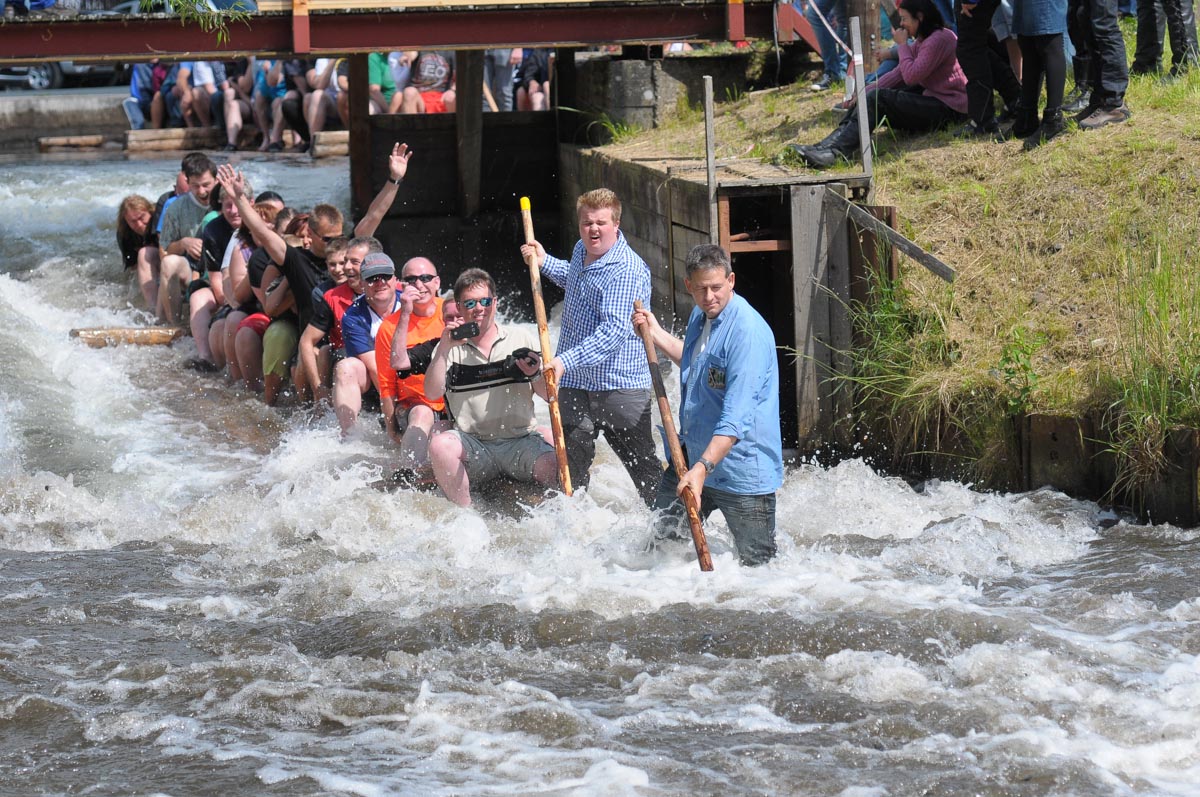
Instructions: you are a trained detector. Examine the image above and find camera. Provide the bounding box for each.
[450,321,480,340]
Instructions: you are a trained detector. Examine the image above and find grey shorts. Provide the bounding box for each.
[455,430,553,485]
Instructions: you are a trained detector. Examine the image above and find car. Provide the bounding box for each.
[0,60,125,91]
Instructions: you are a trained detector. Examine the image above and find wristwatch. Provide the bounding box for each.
[698,457,716,475]
[390,175,403,186]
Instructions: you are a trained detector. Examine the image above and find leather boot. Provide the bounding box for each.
[1010,102,1040,139]
[1023,108,1067,150]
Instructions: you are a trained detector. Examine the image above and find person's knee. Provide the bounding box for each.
[428,432,459,464]
[408,405,435,427]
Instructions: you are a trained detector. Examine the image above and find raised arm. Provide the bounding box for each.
[354,142,413,237]
[217,164,288,266]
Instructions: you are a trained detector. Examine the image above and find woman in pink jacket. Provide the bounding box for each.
[788,0,968,168]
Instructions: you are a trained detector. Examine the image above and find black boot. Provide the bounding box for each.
[1023,108,1067,150]
[1010,102,1040,139]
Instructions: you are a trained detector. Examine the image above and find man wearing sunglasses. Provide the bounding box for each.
[373,257,450,475]
[424,269,557,507]
[335,252,404,436]
[519,188,661,507]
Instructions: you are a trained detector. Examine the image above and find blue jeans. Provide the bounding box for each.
[801,0,848,79]
[652,467,778,566]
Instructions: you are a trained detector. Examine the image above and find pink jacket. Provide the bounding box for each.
[873,28,968,115]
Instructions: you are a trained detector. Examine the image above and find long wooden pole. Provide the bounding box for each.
[633,300,714,572]
[519,197,573,496]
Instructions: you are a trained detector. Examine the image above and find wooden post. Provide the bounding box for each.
[791,185,831,450]
[825,183,852,446]
[703,75,718,243]
[847,0,883,73]
[849,17,873,189]
[456,49,484,220]
[555,47,580,144]
[348,54,372,217]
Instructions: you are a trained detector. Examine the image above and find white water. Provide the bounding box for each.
[1,153,1199,796]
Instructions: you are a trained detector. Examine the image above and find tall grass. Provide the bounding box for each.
[1103,240,1200,499]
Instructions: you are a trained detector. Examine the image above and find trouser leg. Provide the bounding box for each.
[1162,0,1200,70]
[710,488,778,566]
[1042,34,1068,109]
[1132,0,1166,71]
[956,0,1002,126]
[1068,0,1093,85]
[1085,0,1130,104]
[593,389,662,508]
[559,387,598,492]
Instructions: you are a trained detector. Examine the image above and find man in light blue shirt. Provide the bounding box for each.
[520,188,662,506]
[633,244,783,566]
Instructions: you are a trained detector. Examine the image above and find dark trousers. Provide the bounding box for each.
[828,87,966,154]
[1068,0,1093,85]
[559,387,661,507]
[1133,0,1199,72]
[955,0,1022,125]
[280,95,311,144]
[1019,34,1068,113]
[653,466,778,567]
[1082,0,1131,104]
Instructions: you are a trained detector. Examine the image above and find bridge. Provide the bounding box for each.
[1,0,820,61]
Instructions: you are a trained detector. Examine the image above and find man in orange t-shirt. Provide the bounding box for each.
[374,257,453,474]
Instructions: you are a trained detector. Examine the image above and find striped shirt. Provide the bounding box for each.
[541,231,652,391]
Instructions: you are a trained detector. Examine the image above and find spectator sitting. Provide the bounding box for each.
[787,0,967,169]
[483,48,520,111]
[152,62,194,129]
[252,59,287,152]
[190,61,229,131]
[515,49,553,111]
[122,61,162,130]
[424,268,558,507]
[363,52,401,114]
[222,57,256,151]
[389,51,418,95]
[277,59,312,151]
[303,58,346,148]
[399,51,457,114]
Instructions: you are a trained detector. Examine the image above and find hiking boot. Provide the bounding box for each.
[1063,86,1091,114]
[1010,104,1040,139]
[1079,103,1131,130]
[796,146,842,169]
[1023,108,1067,150]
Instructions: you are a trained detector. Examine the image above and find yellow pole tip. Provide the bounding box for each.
[519,197,531,211]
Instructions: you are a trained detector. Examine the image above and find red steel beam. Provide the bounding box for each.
[1,4,781,62]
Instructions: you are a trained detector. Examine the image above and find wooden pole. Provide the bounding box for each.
[519,196,573,496]
[633,300,714,572]
[849,17,874,188]
[69,326,186,348]
[703,75,718,243]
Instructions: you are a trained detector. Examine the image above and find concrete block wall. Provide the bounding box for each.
[558,145,710,327]
[0,91,127,153]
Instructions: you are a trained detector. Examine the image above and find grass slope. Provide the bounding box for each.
[599,49,1200,493]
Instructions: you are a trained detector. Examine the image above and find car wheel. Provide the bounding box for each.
[26,62,64,91]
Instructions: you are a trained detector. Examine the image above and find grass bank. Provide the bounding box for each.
[599,48,1200,500]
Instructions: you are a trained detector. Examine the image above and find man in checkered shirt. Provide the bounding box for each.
[520,188,663,506]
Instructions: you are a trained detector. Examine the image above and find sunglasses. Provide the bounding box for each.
[320,234,339,244]
[365,274,392,285]
[460,297,494,310]
[401,273,437,285]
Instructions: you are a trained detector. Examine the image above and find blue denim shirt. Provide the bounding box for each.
[678,293,783,496]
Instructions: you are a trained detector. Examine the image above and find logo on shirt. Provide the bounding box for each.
[707,366,726,390]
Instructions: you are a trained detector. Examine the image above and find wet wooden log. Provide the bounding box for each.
[70,326,186,348]
[310,130,349,158]
[125,128,222,152]
[38,135,106,152]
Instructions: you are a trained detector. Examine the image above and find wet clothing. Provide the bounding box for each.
[307,281,359,351]
[159,191,209,265]
[199,215,236,276]
[341,291,402,359]
[275,245,327,330]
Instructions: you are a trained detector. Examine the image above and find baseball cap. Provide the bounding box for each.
[360,252,395,281]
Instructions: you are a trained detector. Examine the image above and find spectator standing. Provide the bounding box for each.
[515,49,554,111]
[800,0,848,91]
[1131,0,1198,76]
[1011,0,1070,148]
[954,0,1021,138]
[1075,0,1131,127]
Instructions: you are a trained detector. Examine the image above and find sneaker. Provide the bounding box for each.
[809,74,836,92]
[1063,86,1091,114]
[121,96,145,130]
[1079,103,1131,130]
[223,142,237,152]
[1022,114,1067,150]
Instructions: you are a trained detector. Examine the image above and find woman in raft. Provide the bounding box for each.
[787,0,967,169]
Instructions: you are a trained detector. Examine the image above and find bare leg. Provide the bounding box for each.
[150,91,166,128]
[253,92,272,151]
[399,86,424,114]
[442,89,456,113]
[157,254,191,324]
[333,357,368,435]
[192,87,212,127]
[207,317,226,370]
[224,89,243,147]
[269,95,286,146]
[135,246,160,311]
[398,406,442,468]
[532,450,558,486]
[313,344,333,403]
[224,310,247,383]
[187,287,216,362]
[429,431,472,506]
[235,326,264,392]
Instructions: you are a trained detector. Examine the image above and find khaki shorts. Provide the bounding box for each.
[454,430,553,486]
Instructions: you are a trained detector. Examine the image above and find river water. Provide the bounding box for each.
[1,154,1199,796]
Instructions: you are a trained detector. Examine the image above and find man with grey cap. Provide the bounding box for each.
[336,252,404,435]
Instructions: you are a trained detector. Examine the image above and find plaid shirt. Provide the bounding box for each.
[541,231,652,391]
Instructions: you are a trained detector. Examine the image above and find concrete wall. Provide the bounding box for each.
[0,91,126,153]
